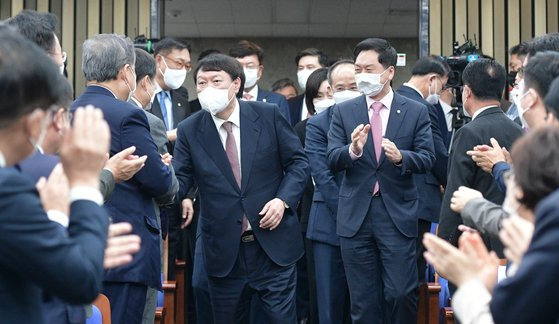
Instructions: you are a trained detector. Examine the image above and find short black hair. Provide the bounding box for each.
[0,27,64,128]
[134,48,156,82]
[6,9,58,53]
[198,49,221,61]
[295,48,329,67]
[271,78,297,94]
[229,40,264,65]
[353,38,397,69]
[194,53,245,98]
[154,37,190,57]
[57,79,74,109]
[545,77,559,117]
[305,68,329,115]
[509,41,529,57]
[523,51,559,99]
[327,59,354,85]
[411,55,449,77]
[512,126,559,210]
[527,33,559,57]
[462,59,506,101]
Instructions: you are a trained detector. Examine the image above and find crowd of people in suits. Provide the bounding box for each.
[2,7,559,324]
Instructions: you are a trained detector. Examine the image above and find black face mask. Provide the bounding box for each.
[507,71,518,87]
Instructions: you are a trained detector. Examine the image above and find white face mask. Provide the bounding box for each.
[243,67,259,89]
[356,69,388,97]
[28,109,51,150]
[297,69,315,91]
[160,57,187,90]
[333,90,362,104]
[124,66,137,102]
[426,76,441,105]
[198,83,235,115]
[514,91,531,129]
[59,64,65,75]
[313,98,336,114]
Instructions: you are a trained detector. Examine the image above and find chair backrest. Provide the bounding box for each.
[86,305,102,324]
[93,294,112,324]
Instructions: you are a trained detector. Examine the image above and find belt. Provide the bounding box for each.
[241,230,255,243]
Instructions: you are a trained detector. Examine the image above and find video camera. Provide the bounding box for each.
[133,35,159,54]
[442,37,484,131]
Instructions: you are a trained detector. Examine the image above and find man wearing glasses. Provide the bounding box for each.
[152,38,198,145]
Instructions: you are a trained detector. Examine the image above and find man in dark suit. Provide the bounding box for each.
[229,40,291,122]
[0,28,110,323]
[305,60,358,324]
[173,54,309,323]
[72,34,178,323]
[327,38,435,324]
[438,59,523,254]
[288,48,329,126]
[396,55,450,282]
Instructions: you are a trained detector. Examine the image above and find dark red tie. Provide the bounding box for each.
[222,122,248,233]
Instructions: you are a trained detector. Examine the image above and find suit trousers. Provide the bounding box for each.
[192,235,214,324]
[416,219,432,283]
[340,196,418,324]
[312,240,350,324]
[207,239,297,324]
[103,282,147,324]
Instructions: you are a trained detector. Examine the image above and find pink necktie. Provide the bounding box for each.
[370,101,384,195]
[222,122,248,233]
[243,93,253,101]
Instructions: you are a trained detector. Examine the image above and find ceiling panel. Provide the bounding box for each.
[163,0,418,38]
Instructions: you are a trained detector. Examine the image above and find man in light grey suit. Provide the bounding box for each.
[130,48,178,324]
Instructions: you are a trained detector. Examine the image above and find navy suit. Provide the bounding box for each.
[0,167,108,323]
[305,106,350,324]
[72,85,177,323]
[257,88,291,123]
[490,189,559,324]
[327,92,435,323]
[288,94,305,126]
[173,100,309,322]
[396,85,448,282]
[16,152,87,324]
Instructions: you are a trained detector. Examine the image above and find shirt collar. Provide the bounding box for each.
[366,87,394,111]
[130,97,143,109]
[472,105,496,120]
[154,82,168,96]
[0,150,5,167]
[90,84,118,99]
[403,83,424,99]
[245,84,259,100]
[440,100,454,115]
[211,99,241,130]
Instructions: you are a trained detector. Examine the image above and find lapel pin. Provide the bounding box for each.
[396,109,401,114]
[178,103,182,107]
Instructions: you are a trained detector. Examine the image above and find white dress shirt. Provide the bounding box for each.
[0,150,5,167]
[439,100,455,131]
[350,88,394,159]
[209,100,252,230]
[242,85,259,101]
[402,82,425,99]
[472,105,496,120]
[155,82,174,130]
[452,278,495,324]
[301,96,308,122]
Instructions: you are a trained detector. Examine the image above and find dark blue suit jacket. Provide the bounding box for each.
[288,94,305,127]
[396,85,448,222]
[72,85,177,289]
[173,100,309,277]
[305,106,343,246]
[491,189,559,324]
[16,151,59,182]
[257,88,291,123]
[327,93,435,238]
[0,167,108,323]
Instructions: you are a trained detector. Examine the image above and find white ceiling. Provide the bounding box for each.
[163,0,419,38]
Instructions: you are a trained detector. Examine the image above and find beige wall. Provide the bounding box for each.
[1,0,151,97]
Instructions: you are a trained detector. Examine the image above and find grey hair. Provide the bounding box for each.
[82,33,135,82]
[327,59,354,85]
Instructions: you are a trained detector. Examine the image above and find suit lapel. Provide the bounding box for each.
[381,92,408,165]
[239,101,261,191]
[150,97,164,120]
[196,113,241,193]
[352,96,376,163]
[171,90,188,128]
